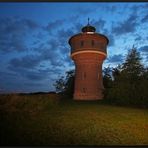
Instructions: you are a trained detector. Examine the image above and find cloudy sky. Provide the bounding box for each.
[0,2,148,93]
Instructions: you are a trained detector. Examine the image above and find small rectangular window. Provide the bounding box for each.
[84,72,86,78]
[100,43,105,50]
[92,40,94,46]
[81,41,84,47]
[83,88,86,93]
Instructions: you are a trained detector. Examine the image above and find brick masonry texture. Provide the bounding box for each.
[69,27,108,100]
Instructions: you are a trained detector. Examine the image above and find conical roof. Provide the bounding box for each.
[81,18,96,33]
[82,25,96,33]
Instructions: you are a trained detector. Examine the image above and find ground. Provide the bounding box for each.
[0,93,148,146]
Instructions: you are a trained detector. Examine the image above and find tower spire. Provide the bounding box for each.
[82,18,96,33]
[88,17,90,26]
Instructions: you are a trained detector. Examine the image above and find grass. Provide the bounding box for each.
[0,93,148,146]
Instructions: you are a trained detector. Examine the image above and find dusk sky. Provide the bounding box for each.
[0,2,148,93]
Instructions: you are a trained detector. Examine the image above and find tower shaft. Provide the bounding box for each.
[73,53,104,100]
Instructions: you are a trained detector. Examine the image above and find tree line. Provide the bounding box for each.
[54,47,148,108]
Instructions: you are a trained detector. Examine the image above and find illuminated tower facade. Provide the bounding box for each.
[69,21,109,100]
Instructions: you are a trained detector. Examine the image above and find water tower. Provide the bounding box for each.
[68,20,109,100]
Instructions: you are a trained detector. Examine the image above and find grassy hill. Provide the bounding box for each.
[0,93,148,146]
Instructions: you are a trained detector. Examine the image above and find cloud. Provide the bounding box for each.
[73,22,83,33]
[135,35,142,42]
[38,44,63,67]
[9,47,63,71]
[7,62,49,82]
[44,19,65,34]
[107,54,124,63]
[101,5,118,14]
[76,6,96,15]
[9,54,41,69]
[0,17,39,53]
[6,25,74,85]
[105,33,114,47]
[49,28,75,66]
[57,28,74,41]
[92,19,106,32]
[0,37,27,52]
[0,70,26,93]
[23,82,44,87]
[25,71,48,81]
[0,69,51,93]
[56,28,75,55]
[48,38,59,50]
[108,34,115,47]
[112,13,138,36]
[7,40,67,82]
[141,14,148,23]
[107,5,117,13]
[8,56,64,82]
[139,45,148,53]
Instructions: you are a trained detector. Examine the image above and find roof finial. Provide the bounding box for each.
[88,17,90,26]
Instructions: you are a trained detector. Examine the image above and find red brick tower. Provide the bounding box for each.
[69,21,109,100]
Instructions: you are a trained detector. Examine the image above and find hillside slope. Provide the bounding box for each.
[0,94,148,146]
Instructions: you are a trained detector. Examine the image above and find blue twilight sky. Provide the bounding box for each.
[0,2,148,93]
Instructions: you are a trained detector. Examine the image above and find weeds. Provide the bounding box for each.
[0,94,148,146]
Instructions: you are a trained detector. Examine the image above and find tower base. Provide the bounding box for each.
[73,93,103,100]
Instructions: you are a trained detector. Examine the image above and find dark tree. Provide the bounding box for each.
[53,70,75,98]
[121,46,144,80]
[53,76,66,93]
[103,66,113,101]
[137,67,148,107]
[119,46,144,105]
[103,46,148,107]
[109,46,144,106]
[64,70,75,97]
[103,66,112,88]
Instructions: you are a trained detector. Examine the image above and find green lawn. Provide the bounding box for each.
[0,94,148,146]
